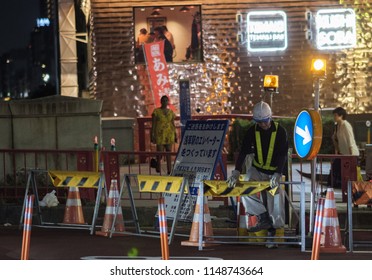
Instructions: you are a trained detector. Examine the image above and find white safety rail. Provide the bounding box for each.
[196,181,307,252]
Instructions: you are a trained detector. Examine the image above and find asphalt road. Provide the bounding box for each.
[1,226,371,261]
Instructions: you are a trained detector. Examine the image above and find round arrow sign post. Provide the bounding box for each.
[294,109,322,160]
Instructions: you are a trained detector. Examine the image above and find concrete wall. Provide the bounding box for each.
[0,96,137,188]
[0,96,103,150]
[101,117,135,152]
[0,96,103,183]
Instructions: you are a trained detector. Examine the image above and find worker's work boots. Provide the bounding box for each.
[247,212,273,232]
[266,228,278,249]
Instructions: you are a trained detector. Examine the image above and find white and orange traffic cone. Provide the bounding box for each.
[237,197,257,235]
[63,187,85,224]
[181,195,215,247]
[96,179,125,237]
[320,188,346,253]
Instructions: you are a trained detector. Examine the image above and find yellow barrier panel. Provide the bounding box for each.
[137,175,188,194]
[48,170,101,188]
[203,180,270,197]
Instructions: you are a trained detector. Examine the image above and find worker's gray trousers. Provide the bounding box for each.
[241,167,285,228]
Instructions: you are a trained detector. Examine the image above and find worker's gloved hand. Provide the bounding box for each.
[269,173,281,196]
[226,170,240,188]
[270,173,282,189]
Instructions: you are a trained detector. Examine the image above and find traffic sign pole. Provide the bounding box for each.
[309,78,319,234]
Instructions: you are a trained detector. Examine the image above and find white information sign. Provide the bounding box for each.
[164,120,229,221]
[315,8,356,50]
[247,10,288,52]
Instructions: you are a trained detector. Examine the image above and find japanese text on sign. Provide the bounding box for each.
[143,41,171,108]
[164,120,229,221]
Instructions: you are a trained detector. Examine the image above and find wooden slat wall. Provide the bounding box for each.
[90,0,372,117]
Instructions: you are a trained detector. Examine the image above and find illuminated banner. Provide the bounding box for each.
[143,41,171,108]
[315,8,356,50]
[247,11,287,52]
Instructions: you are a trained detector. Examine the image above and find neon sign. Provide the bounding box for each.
[247,11,287,52]
[315,9,356,50]
[36,18,50,27]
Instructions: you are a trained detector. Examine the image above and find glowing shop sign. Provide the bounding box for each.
[315,9,356,50]
[247,11,287,52]
[36,18,51,27]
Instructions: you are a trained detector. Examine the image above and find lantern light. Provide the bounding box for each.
[311,58,326,76]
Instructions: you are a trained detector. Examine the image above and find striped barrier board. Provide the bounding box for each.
[48,170,101,188]
[137,175,188,194]
[203,180,270,197]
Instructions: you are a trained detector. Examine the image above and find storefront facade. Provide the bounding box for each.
[88,0,371,118]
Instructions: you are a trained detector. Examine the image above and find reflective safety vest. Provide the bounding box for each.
[253,122,278,171]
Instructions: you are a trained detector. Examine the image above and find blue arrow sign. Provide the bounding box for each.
[294,110,314,158]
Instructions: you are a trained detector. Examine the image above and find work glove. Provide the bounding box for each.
[226,170,240,188]
[244,153,255,181]
[269,172,282,196]
[244,153,254,171]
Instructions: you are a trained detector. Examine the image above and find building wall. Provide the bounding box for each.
[89,0,372,118]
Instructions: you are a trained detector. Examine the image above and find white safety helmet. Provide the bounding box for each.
[253,101,272,122]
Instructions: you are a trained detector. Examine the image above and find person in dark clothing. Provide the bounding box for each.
[227,101,288,248]
[153,26,173,62]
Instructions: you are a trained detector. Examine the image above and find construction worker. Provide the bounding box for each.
[227,101,288,246]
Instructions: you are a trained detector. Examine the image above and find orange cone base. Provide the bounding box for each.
[63,209,85,225]
[95,230,126,237]
[181,239,218,247]
[320,245,346,253]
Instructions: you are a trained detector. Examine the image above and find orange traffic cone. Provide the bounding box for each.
[63,187,85,224]
[237,197,257,234]
[181,195,215,247]
[320,187,346,253]
[96,179,125,237]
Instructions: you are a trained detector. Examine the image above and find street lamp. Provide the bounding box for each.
[311,58,326,77]
[263,75,279,109]
[308,58,326,235]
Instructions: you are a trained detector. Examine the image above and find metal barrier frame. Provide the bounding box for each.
[197,181,307,252]
[109,174,189,244]
[347,180,372,252]
[20,169,107,235]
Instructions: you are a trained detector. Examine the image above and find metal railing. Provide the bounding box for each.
[0,148,358,204]
[0,149,227,203]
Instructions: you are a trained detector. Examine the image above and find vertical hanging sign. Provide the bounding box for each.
[179,79,191,138]
[143,41,171,108]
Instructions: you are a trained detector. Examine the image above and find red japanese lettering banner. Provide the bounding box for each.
[143,41,173,110]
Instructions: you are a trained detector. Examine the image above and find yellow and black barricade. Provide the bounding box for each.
[192,179,307,251]
[48,170,101,189]
[110,174,189,246]
[203,180,270,197]
[20,169,107,235]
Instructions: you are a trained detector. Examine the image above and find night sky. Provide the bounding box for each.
[0,0,40,56]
